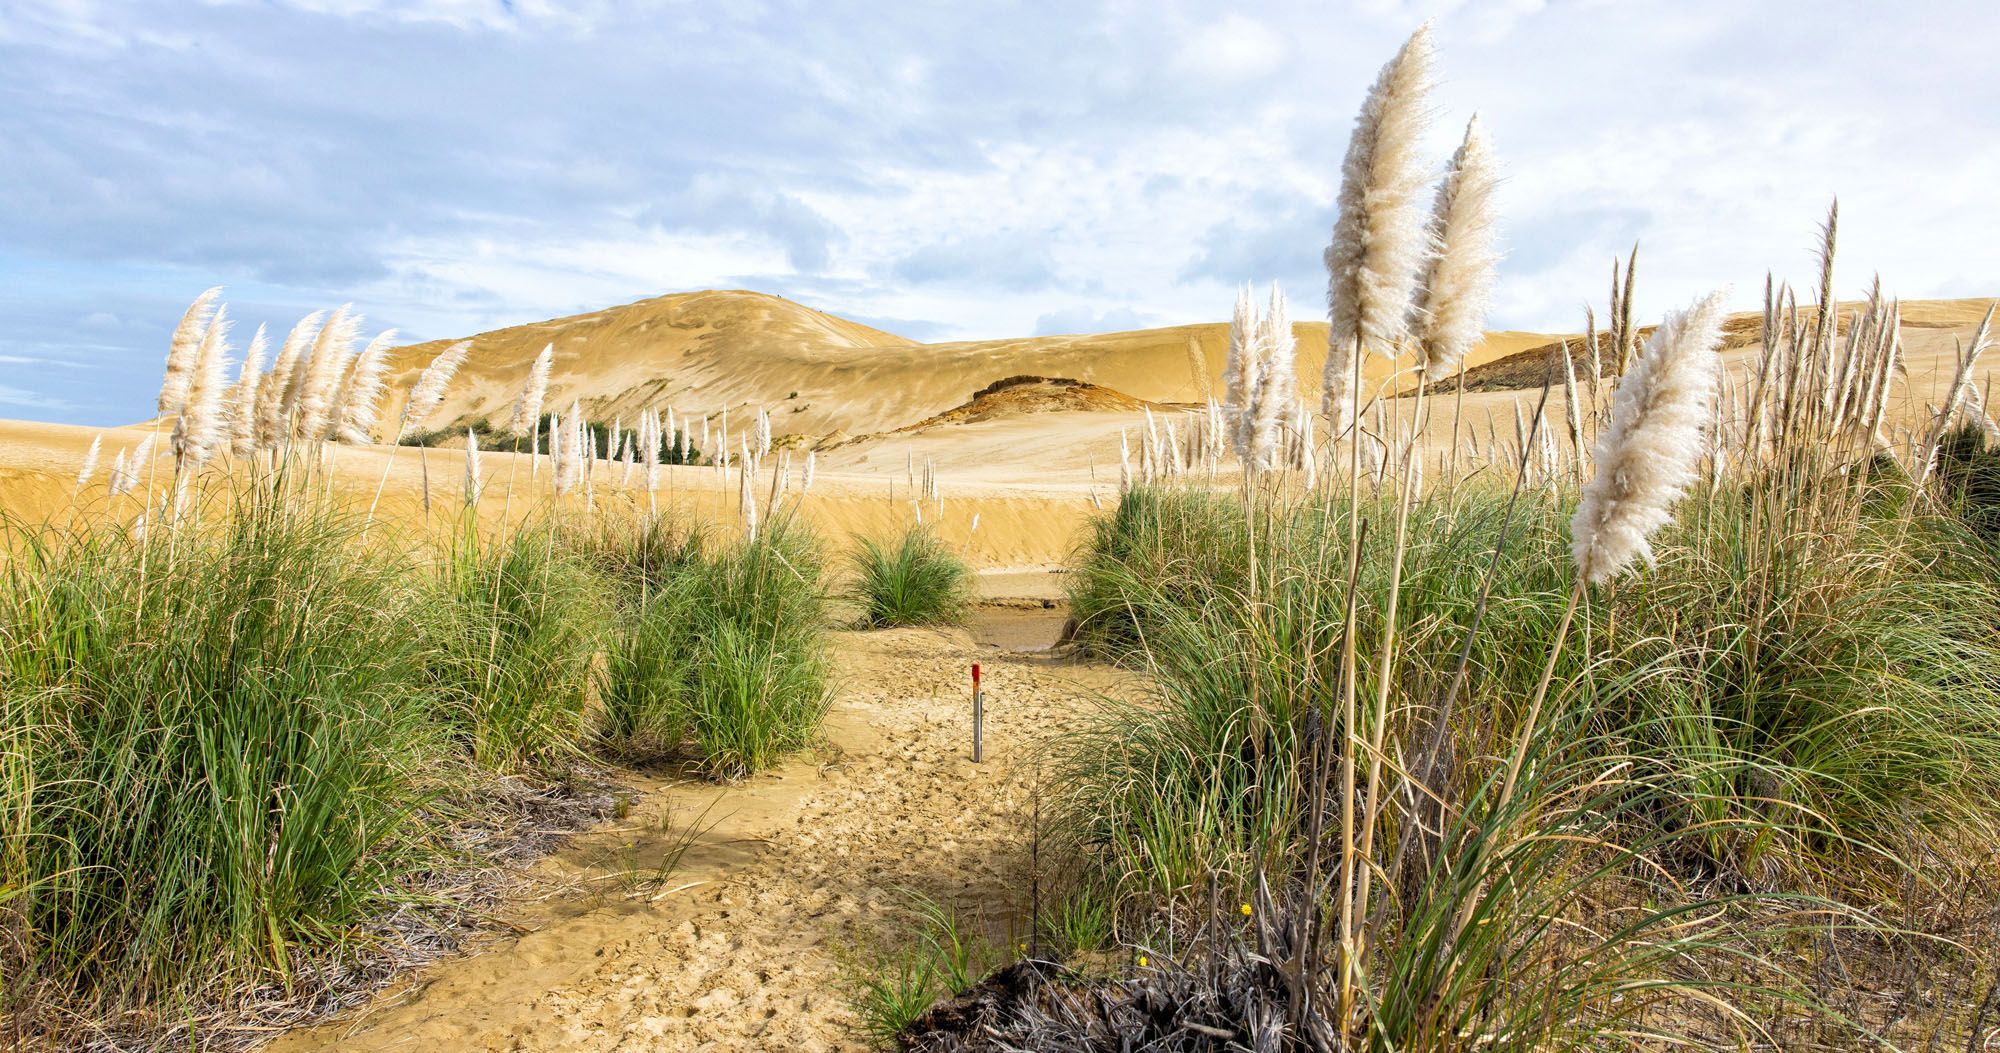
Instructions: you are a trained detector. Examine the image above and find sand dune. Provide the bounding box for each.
[384,289,1557,442]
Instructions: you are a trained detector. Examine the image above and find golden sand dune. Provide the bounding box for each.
[386,289,1556,442]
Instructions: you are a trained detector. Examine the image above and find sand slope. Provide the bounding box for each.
[385,289,1556,442]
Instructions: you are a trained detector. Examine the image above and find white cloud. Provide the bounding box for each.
[1176,14,1287,82]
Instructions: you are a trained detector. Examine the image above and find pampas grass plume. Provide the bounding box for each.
[1223,284,1260,457]
[1248,284,1296,471]
[261,310,324,449]
[76,434,102,489]
[335,329,399,443]
[1412,116,1500,381]
[463,428,484,506]
[1323,23,1434,416]
[397,340,471,441]
[1571,289,1728,584]
[229,324,268,457]
[159,287,222,415]
[512,343,554,440]
[174,305,234,468]
[295,306,360,441]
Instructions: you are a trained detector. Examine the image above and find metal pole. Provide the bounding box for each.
[972,662,983,763]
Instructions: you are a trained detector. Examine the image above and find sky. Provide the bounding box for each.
[4,0,1999,426]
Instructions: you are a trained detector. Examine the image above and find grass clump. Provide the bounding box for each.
[422,524,611,777]
[596,516,832,778]
[848,524,974,627]
[0,496,446,1014]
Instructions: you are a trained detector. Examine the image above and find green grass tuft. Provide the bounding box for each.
[848,524,974,628]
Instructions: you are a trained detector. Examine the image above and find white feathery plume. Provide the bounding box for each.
[1560,340,1584,476]
[173,304,234,468]
[107,447,129,495]
[294,306,360,442]
[76,434,102,489]
[463,428,484,506]
[1571,289,1729,585]
[738,449,752,517]
[643,409,662,492]
[546,411,561,482]
[159,287,223,416]
[1323,23,1435,420]
[1411,116,1500,382]
[334,329,399,444]
[260,310,324,450]
[1223,284,1260,457]
[114,434,155,496]
[756,408,772,458]
[229,324,269,457]
[512,343,554,456]
[804,449,817,492]
[396,340,471,442]
[1248,284,1297,472]
[1119,428,1133,490]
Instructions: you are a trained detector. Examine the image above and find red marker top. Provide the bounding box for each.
[972,663,981,686]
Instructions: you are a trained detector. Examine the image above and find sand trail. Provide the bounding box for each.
[268,612,1120,1052]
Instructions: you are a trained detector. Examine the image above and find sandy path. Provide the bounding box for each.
[268,615,1123,1052]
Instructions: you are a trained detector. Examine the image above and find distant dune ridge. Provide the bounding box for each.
[382,289,1556,444]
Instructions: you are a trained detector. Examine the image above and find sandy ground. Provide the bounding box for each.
[266,610,1128,1052]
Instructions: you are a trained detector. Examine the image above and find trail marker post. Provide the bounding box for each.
[971,663,984,763]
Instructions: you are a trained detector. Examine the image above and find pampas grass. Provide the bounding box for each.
[511,344,554,452]
[1248,285,1296,472]
[295,306,360,443]
[229,324,269,458]
[1323,23,1434,426]
[260,310,323,450]
[396,340,471,443]
[1224,285,1260,458]
[849,524,973,627]
[463,428,484,508]
[1411,116,1500,382]
[1571,289,1728,583]
[74,434,101,492]
[172,304,234,470]
[158,287,222,417]
[334,329,398,444]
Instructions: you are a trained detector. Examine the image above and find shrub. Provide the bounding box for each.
[848,524,974,627]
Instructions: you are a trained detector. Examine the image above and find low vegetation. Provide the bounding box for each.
[892,26,2000,1053]
[1,299,832,1042]
[848,524,974,627]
